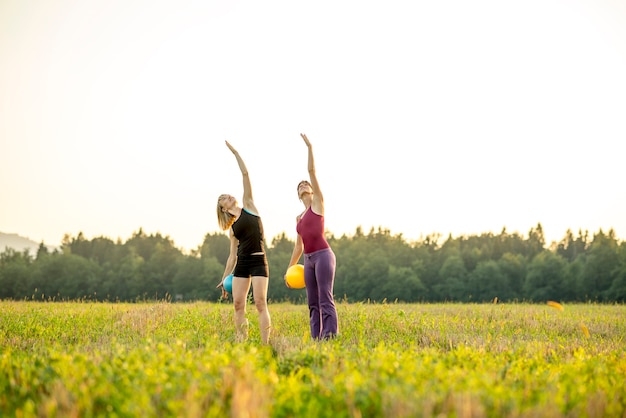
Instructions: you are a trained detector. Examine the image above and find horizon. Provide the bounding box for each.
[3,220,623,254]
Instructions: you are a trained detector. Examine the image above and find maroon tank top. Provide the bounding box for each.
[296,207,330,254]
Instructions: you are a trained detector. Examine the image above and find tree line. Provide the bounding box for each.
[1,224,625,303]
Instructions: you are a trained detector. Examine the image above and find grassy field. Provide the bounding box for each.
[1,300,625,417]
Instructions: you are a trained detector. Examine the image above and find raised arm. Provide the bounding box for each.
[301,133,324,212]
[225,140,258,213]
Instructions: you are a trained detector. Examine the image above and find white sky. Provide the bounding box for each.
[2,0,625,252]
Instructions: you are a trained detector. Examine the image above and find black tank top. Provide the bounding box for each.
[231,209,265,256]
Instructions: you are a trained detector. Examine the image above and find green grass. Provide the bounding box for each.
[1,301,625,417]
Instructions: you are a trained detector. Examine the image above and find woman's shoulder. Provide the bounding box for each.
[242,207,260,217]
[296,208,308,222]
[310,200,324,216]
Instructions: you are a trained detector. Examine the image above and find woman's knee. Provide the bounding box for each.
[233,299,247,312]
[253,297,268,312]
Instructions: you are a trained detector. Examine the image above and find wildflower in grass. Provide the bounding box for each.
[547,301,564,311]
[580,322,590,338]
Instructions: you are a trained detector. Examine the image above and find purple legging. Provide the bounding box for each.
[304,248,338,339]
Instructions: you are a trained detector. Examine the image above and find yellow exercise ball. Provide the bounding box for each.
[285,264,305,289]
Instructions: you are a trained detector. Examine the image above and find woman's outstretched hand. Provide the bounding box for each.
[300,133,311,148]
[225,140,238,154]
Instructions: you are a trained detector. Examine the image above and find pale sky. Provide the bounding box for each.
[2,0,626,252]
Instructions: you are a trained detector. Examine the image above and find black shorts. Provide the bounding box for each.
[233,254,269,278]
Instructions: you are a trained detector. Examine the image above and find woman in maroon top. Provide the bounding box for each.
[287,133,338,340]
[216,140,271,344]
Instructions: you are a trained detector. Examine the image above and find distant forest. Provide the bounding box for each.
[1,223,625,303]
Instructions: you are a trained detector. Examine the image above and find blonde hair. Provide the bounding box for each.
[217,194,236,230]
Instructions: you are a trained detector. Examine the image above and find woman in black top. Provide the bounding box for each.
[216,141,271,344]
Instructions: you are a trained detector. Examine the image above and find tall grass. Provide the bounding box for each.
[1,301,624,417]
